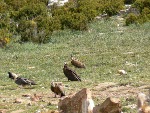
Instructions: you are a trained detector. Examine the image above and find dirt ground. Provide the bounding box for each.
[0,82,149,113]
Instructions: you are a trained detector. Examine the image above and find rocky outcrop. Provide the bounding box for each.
[58,88,95,113]
[93,97,121,113]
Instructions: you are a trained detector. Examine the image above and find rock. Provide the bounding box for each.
[14,98,23,103]
[58,88,95,113]
[0,109,7,113]
[30,93,42,102]
[118,70,127,75]
[22,94,31,97]
[27,101,32,106]
[48,0,68,7]
[93,97,122,113]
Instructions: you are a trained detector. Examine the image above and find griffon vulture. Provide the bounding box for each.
[51,82,65,97]
[71,55,85,68]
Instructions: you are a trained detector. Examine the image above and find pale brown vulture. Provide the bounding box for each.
[51,82,65,97]
[71,56,85,68]
[63,62,81,81]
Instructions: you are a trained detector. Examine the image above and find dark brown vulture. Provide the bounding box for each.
[63,62,81,81]
[8,72,37,87]
[71,56,85,68]
[51,82,65,97]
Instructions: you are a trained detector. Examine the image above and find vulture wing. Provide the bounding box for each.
[51,82,65,97]
[56,84,65,97]
[68,68,81,81]
[71,59,85,68]
[15,77,37,86]
[15,77,29,86]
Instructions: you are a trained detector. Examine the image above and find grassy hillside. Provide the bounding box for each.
[0,17,150,112]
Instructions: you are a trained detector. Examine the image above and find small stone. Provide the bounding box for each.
[118,70,127,75]
[14,98,23,103]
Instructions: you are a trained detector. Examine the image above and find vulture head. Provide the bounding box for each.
[8,72,18,80]
[64,62,67,67]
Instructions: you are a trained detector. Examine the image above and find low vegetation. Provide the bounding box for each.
[4,0,150,44]
[125,0,150,25]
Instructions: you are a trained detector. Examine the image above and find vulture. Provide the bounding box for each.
[51,82,65,97]
[71,55,85,68]
[63,62,81,81]
[8,72,37,87]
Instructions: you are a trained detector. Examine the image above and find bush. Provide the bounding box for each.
[67,12,88,30]
[137,7,150,24]
[125,0,150,25]
[99,0,124,16]
[124,0,136,4]
[133,0,150,12]
[2,0,128,43]
[0,29,11,48]
[17,20,36,42]
[51,2,89,30]
[76,0,100,21]
[12,2,47,21]
[125,13,138,25]
[17,16,61,43]
[34,16,61,43]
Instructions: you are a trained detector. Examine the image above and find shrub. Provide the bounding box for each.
[4,0,26,11]
[76,0,100,21]
[17,16,61,43]
[133,0,150,12]
[124,0,136,4]
[137,7,150,24]
[99,0,124,16]
[2,0,129,43]
[125,13,138,25]
[17,20,36,42]
[12,2,48,21]
[0,29,11,48]
[125,0,150,25]
[67,12,88,30]
[51,2,89,30]
[34,16,61,43]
